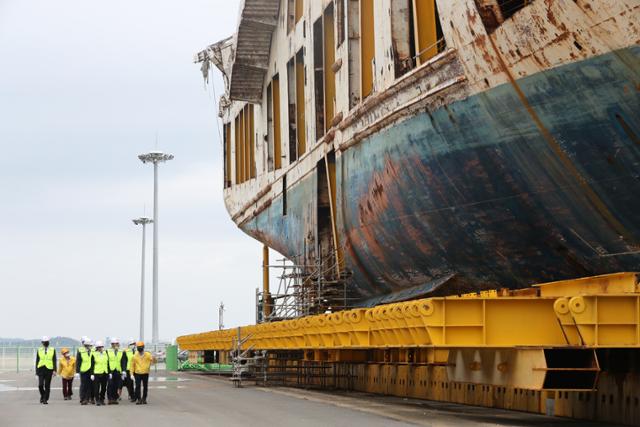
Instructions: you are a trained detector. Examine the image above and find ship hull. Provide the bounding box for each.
[242,46,640,304]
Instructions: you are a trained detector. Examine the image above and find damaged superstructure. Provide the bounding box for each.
[197,0,640,310]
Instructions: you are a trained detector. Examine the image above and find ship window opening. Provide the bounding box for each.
[336,0,346,48]
[393,0,446,77]
[224,123,231,188]
[240,105,255,182]
[282,174,288,216]
[391,0,413,78]
[234,115,240,184]
[244,105,250,181]
[360,0,375,99]
[287,58,298,163]
[348,0,361,109]
[313,17,325,141]
[324,3,336,133]
[295,0,304,24]
[273,74,283,170]
[476,0,532,32]
[266,82,275,172]
[317,155,333,275]
[498,0,531,21]
[411,0,446,68]
[287,0,296,33]
[239,107,246,183]
[296,49,307,156]
[247,104,256,179]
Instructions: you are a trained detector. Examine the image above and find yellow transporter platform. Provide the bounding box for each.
[178,273,640,424]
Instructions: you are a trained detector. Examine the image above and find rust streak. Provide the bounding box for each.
[485,31,635,246]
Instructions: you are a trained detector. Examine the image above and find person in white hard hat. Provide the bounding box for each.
[35,336,56,404]
[121,339,136,402]
[76,338,94,405]
[90,340,109,406]
[106,338,125,404]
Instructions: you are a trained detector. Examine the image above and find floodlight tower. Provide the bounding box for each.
[133,217,153,342]
[138,151,174,344]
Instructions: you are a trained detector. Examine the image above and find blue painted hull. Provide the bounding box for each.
[243,47,640,303]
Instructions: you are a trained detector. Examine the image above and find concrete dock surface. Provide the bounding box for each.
[0,371,624,426]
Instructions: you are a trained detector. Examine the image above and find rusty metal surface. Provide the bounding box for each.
[337,46,640,300]
[203,0,640,302]
[239,45,640,302]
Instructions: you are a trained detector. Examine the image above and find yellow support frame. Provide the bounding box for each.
[177,273,640,352]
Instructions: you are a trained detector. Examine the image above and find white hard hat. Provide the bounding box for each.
[95,340,104,347]
[128,338,136,345]
[41,336,50,342]
[111,337,120,344]
[81,335,88,343]
[85,338,93,346]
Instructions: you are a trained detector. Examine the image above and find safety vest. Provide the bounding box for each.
[37,347,55,370]
[93,351,109,374]
[79,347,93,373]
[124,348,133,371]
[107,349,124,372]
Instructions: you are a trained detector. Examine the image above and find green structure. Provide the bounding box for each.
[165,345,178,371]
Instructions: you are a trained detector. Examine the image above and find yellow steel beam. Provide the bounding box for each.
[177,273,640,351]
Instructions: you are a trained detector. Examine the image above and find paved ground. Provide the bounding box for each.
[0,371,622,426]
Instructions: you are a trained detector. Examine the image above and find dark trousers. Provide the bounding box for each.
[93,374,108,402]
[88,372,95,401]
[107,372,122,401]
[80,372,92,402]
[123,371,134,399]
[62,378,73,398]
[37,369,53,402]
[134,373,149,402]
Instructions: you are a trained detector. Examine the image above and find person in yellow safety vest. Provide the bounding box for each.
[90,341,109,406]
[121,339,136,402]
[131,341,156,405]
[35,336,56,405]
[106,338,126,405]
[76,337,94,405]
[57,348,76,400]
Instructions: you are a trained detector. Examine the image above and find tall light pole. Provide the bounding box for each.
[133,217,153,342]
[138,151,174,344]
[218,302,225,331]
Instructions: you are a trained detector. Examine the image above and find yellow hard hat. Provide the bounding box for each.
[61,348,69,354]
[136,341,145,347]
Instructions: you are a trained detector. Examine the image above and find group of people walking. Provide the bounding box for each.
[35,336,156,405]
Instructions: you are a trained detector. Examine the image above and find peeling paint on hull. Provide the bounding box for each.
[243,47,640,303]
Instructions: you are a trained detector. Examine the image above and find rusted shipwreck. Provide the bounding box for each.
[196,0,640,309]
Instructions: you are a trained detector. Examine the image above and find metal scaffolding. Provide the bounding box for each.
[256,252,354,323]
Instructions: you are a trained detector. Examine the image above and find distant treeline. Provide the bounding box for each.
[0,337,80,347]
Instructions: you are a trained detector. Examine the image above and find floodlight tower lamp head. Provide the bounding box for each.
[132,217,154,226]
[138,152,174,164]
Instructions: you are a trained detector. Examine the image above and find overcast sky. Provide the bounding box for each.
[0,0,275,343]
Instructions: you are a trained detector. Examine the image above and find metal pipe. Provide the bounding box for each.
[133,217,153,341]
[140,221,147,341]
[152,161,159,344]
[138,151,172,344]
[263,245,271,319]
